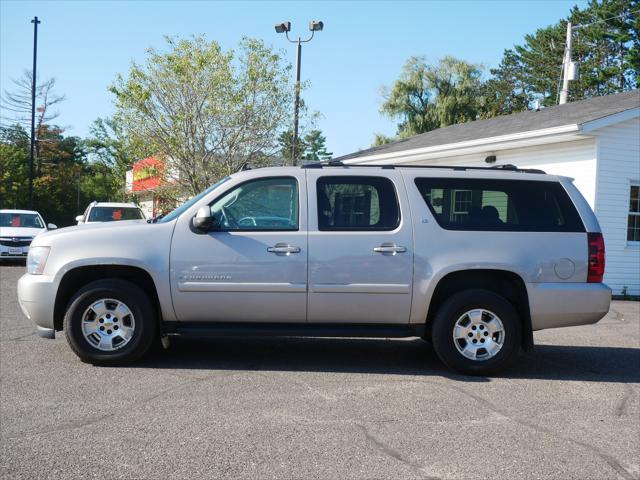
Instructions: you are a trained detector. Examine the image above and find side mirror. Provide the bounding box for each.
[75,215,84,223]
[192,206,217,232]
[47,223,57,230]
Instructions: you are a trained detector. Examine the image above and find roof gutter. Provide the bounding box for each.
[343,124,583,165]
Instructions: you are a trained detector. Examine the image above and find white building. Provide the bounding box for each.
[338,90,640,296]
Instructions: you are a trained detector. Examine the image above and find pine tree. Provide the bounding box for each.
[302,130,332,162]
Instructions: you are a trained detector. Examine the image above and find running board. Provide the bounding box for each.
[163,322,425,339]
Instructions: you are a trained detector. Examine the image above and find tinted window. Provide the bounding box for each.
[210,177,298,231]
[317,176,400,231]
[88,207,144,222]
[415,178,585,232]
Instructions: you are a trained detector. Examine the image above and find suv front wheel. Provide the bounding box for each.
[63,279,157,365]
[431,289,522,375]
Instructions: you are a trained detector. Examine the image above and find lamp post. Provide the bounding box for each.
[275,20,323,165]
[28,16,41,209]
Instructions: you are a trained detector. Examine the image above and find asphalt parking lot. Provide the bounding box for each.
[1,264,638,480]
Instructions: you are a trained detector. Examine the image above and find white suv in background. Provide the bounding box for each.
[0,209,56,260]
[76,202,146,225]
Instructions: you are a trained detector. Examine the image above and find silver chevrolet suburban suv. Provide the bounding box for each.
[17,163,611,375]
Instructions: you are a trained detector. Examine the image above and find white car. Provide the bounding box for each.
[76,202,146,225]
[0,209,56,260]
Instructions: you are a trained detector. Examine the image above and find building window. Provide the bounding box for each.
[452,190,473,222]
[628,185,640,242]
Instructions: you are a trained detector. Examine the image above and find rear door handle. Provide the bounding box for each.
[373,243,407,254]
[267,243,301,255]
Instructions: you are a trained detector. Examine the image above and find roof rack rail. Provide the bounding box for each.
[301,161,546,174]
[301,159,344,168]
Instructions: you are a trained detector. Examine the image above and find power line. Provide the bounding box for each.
[573,9,640,30]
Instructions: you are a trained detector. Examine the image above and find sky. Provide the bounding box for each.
[0,0,587,158]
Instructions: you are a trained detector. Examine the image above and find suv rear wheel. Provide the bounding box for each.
[63,279,157,365]
[431,289,521,375]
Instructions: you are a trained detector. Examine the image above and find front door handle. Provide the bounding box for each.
[373,243,407,255]
[267,243,301,255]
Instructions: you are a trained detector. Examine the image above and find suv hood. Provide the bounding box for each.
[32,219,151,244]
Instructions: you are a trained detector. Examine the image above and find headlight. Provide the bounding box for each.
[26,246,50,275]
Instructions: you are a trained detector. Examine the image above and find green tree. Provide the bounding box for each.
[372,133,395,147]
[278,129,332,163]
[487,0,639,107]
[479,49,532,118]
[277,129,307,165]
[302,130,332,162]
[0,126,29,209]
[380,56,484,138]
[84,116,144,200]
[110,35,293,196]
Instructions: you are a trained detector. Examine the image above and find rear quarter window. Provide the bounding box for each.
[414,178,585,232]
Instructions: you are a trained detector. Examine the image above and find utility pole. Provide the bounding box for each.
[28,16,40,209]
[292,40,302,164]
[559,21,573,105]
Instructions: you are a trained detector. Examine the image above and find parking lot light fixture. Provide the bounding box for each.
[274,20,324,166]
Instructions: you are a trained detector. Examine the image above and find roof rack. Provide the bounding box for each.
[301,160,546,174]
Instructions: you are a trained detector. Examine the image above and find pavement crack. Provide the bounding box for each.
[615,383,634,417]
[356,423,440,480]
[287,376,337,401]
[7,371,242,440]
[423,380,636,480]
[3,332,35,341]
[610,307,626,323]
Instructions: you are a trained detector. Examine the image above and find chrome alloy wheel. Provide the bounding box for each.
[453,309,505,361]
[81,298,136,351]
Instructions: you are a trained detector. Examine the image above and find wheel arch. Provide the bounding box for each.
[426,268,533,351]
[54,264,163,332]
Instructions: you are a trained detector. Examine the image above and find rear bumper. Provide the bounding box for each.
[528,282,611,331]
[17,273,57,330]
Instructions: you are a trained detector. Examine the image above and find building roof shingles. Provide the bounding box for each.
[336,89,640,161]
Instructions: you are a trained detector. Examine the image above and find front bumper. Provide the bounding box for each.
[0,244,30,259]
[528,282,611,331]
[17,273,57,331]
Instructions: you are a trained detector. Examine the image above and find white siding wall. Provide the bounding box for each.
[404,139,598,207]
[593,117,640,296]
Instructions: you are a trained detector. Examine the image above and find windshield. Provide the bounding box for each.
[158,177,231,223]
[0,213,44,229]
[88,207,144,222]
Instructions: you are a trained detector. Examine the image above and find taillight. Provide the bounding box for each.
[587,232,605,283]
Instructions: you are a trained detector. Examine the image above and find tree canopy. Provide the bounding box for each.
[378,0,639,143]
[110,35,294,196]
[380,56,484,139]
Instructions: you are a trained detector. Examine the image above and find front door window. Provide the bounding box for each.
[210,177,299,231]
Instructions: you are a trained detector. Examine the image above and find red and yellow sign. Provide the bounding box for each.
[132,156,164,192]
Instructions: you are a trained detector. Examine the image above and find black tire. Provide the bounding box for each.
[431,289,521,376]
[63,279,157,365]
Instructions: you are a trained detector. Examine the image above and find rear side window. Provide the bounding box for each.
[414,178,585,232]
[317,176,400,231]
